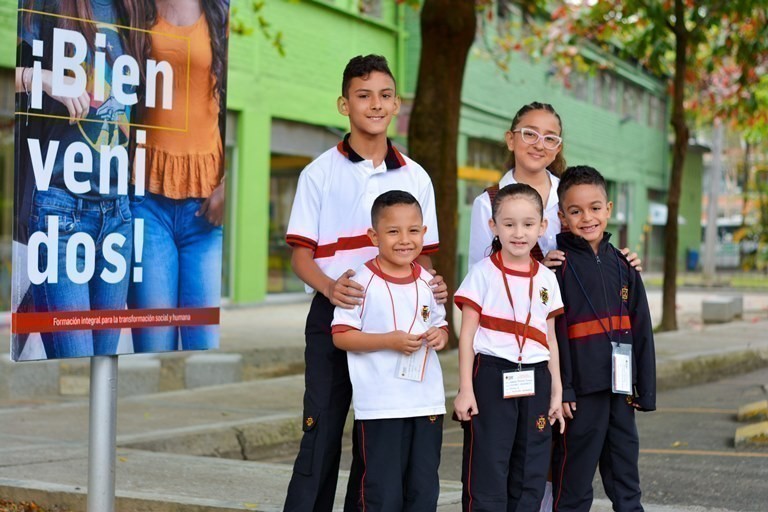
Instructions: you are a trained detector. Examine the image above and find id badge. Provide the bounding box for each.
[502,369,535,398]
[397,344,429,382]
[611,342,632,395]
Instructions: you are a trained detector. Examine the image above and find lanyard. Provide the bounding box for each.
[374,257,419,334]
[493,252,534,367]
[565,248,625,343]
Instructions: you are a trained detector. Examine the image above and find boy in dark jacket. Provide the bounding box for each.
[552,165,655,512]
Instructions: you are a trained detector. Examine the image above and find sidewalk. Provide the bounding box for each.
[1,290,768,511]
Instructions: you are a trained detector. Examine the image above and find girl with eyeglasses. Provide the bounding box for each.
[468,102,566,270]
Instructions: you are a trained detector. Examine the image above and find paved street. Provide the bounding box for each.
[253,367,768,512]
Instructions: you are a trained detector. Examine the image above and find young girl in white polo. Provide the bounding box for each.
[455,183,565,511]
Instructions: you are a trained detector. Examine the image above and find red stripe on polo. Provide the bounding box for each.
[479,314,549,349]
[286,234,318,251]
[314,234,374,259]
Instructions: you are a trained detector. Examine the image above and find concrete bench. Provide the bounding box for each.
[0,356,60,399]
[702,297,735,324]
[118,356,162,397]
[185,353,243,389]
[728,295,744,318]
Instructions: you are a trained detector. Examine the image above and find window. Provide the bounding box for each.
[267,120,341,293]
[359,0,382,19]
[611,181,630,224]
[594,71,617,112]
[648,94,667,131]
[566,71,589,102]
[622,82,644,123]
[467,137,508,172]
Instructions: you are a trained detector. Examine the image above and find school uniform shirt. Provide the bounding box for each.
[331,261,447,420]
[454,254,564,364]
[286,134,440,293]
[554,232,656,410]
[468,169,561,269]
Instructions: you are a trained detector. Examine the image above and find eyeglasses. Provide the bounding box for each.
[512,128,562,150]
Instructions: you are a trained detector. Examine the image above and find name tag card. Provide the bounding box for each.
[611,342,632,395]
[397,344,429,382]
[503,369,535,398]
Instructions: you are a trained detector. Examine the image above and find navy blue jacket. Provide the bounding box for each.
[555,232,656,411]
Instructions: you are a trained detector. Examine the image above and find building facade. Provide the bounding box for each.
[0,0,702,311]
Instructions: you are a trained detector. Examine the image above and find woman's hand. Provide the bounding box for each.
[41,69,90,124]
[196,182,226,226]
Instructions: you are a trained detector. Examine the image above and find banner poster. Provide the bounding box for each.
[11,0,231,361]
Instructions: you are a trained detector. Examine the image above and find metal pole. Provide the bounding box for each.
[703,119,724,285]
[87,355,118,512]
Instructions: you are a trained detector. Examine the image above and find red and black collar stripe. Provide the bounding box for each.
[336,133,407,170]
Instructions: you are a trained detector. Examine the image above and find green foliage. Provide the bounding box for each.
[534,1,768,131]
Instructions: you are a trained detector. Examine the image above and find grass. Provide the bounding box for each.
[644,272,768,290]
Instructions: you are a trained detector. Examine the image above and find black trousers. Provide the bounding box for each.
[551,390,642,512]
[284,294,353,512]
[344,415,444,512]
[461,354,553,512]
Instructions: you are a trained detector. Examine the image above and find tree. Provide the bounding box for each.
[406,0,476,346]
[536,0,768,330]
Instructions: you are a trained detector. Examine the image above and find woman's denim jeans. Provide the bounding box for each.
[128,192,223,352]
[30,187,133,359]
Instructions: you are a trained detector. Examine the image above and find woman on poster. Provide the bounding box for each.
[128,0,229,352]
[15,0,147,359]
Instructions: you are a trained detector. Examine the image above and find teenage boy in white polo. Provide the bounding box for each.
[332,190,448,511]
[283,54,447,512]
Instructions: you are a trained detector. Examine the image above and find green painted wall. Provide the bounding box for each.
[0,2,15,68]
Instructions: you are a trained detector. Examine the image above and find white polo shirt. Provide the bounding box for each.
[454,254,564,364]
[331,261,447,420]
[468,169,561,269]
[286,135,440,293]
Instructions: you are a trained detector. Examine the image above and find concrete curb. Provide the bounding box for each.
[656,348,768,391]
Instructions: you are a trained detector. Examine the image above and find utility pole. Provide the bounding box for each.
[703,119,724,285]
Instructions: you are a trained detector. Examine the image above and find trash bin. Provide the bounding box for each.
[686,248,699,271]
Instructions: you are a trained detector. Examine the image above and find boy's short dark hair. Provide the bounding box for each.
[342,54,397,98]
[557,165,609,208]
[371,190,422,227]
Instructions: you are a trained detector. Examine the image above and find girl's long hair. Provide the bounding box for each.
[25,0,149,80]
[144,0,229,102]
[505,101,566,177]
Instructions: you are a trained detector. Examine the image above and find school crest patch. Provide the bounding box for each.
[422,305,430,322]
[621,286,629,301]
[429,415,437,424]
[305,416,314,428]
[536,415,547,432]
[540,287,549,305]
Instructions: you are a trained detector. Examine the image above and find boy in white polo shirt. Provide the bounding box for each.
[332,190,448,511]
[283,55,446,512]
